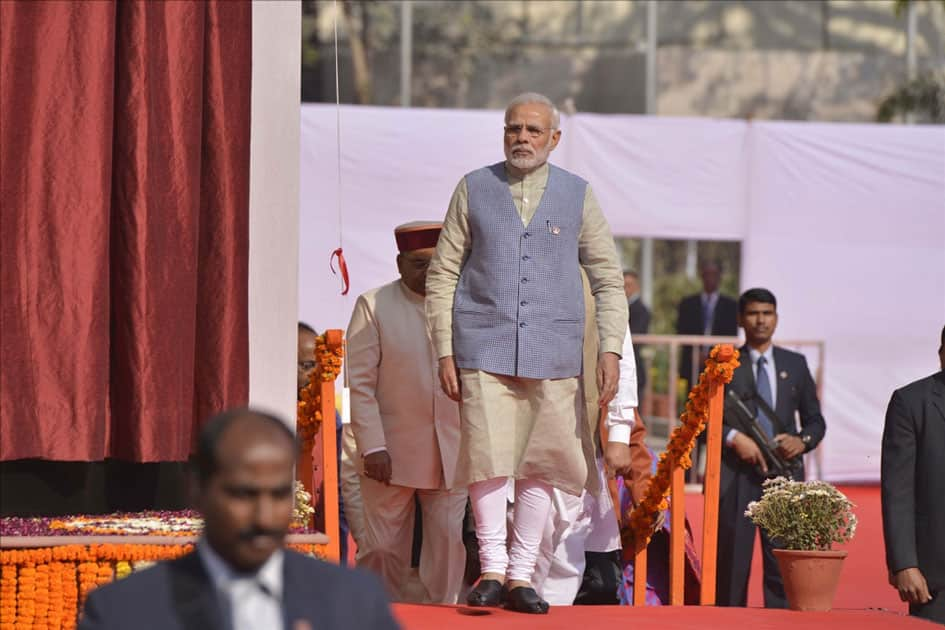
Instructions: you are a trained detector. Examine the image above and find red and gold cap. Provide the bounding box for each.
[394,221,443,252]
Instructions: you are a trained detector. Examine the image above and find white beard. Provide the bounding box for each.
[506,141,552,171]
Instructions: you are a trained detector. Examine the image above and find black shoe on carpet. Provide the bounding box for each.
[466,579,505,607]
[504,586,549,614]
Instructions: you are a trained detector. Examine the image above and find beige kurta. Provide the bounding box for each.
[427,161,628,496]
[346,280,467,604]
[346,280,461,489]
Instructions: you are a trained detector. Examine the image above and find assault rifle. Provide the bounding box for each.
[724,390,803,479]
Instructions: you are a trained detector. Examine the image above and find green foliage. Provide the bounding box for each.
[894,0,945,18]
[745,478,858,551]
[876,72,945,124]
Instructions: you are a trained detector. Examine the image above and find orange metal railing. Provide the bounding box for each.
[297,329,343,564]
[632,343,731,606]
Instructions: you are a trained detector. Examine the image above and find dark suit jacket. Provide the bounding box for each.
[881,371,945,590]
[720,345,826,495]
[629,298,651,391]
[676,293,738,381]
[78,549,400,630]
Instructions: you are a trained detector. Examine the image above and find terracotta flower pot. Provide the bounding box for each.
[773,549,847,611]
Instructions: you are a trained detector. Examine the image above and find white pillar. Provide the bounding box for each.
[249,1,302,427]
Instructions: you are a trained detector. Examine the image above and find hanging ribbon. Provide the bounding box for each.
[330,247,349,295]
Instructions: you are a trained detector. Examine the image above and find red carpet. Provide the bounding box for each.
[392,605,926,629]
[392,485,917,628]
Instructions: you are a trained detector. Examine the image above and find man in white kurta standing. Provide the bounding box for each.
[347,221,467,604]
[426,92,628,614]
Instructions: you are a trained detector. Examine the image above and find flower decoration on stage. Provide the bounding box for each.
[49,513,203,537]
[623,344,739,549]
[745,477,857,551]
[292,480,315,526]
[297,332,345,452]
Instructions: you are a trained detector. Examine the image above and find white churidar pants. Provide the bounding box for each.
[469,476,554,582]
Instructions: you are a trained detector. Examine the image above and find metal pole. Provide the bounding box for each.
[685,239,698,279]
[641,237,654,311]
[400,0,413,107]
[645,0,659,115]
[906,0,917,123]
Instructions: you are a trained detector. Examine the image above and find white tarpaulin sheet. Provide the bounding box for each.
[299,103,945,482]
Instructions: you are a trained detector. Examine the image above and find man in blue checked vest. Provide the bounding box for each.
[425,92,629,614]
[718,287,827,608]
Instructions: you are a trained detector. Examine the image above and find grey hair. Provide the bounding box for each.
[505,92,561,130]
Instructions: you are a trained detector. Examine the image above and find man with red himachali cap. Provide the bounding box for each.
[346,221,467,604]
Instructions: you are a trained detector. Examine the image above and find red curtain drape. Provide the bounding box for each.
[0,0,251,462]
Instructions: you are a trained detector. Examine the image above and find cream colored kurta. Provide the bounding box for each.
[346,280,461,489]
[426,161,628,496]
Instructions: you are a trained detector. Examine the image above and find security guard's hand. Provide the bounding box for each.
[892,567,932,605]
[731,432,768,474]
[597,352,620,408]
[774,434,805,459]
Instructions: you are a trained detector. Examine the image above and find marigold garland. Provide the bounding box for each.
[34,563,49,629]
[0,564,16,627]
[60,562,78,630]
[297,333,345,452]
[623,345,739,550]
[0,540,329,628]
[15,565,34,628]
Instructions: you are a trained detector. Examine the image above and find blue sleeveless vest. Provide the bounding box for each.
[452,161,586,379]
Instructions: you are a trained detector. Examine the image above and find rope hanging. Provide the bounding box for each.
[330,0,349,297]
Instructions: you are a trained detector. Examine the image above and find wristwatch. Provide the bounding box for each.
[801,434,812,446]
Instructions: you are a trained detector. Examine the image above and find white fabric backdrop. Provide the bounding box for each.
[743,121,945,481]
[299,103,945,481]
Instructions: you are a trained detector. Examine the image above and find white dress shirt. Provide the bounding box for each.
[197,539,284,630]
[605,325,638,445]
[725,345,777,445]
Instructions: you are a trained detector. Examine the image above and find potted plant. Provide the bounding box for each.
[745,477,858,611]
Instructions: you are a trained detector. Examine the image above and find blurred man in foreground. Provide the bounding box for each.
[79,407,399,630]
[881,325,945,625]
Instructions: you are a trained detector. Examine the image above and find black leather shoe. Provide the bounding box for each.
[504,586,549,614]
[466,579,505,607]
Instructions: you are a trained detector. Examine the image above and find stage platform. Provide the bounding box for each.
[392,604,926,630]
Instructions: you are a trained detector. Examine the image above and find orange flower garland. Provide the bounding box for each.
[15,565,34,628]
[0,541,329,628]
[623,344,739,549]
[46,562,64,630]
[297,333,345,452]
[34,563,49,629]
[0,544,193,630]
[1,564,16,626]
